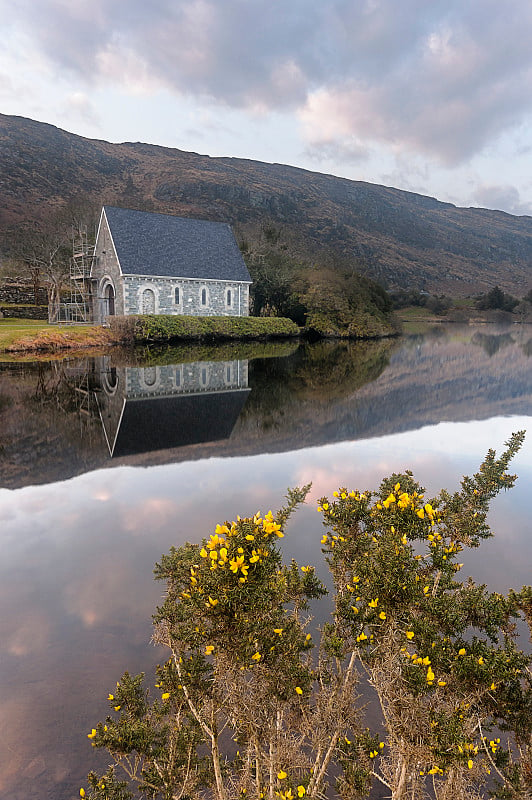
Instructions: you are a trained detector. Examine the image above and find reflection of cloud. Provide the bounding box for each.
[92,488,111,501]
[122,497,179,533]
[7,611,50,656]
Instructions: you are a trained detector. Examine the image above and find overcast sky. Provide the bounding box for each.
[1,0,531,215]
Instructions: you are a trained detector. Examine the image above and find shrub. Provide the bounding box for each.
[116,314,300,343]
[81,433,532,800]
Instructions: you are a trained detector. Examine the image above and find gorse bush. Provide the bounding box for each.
[82,433,532,800]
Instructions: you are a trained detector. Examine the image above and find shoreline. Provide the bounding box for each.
[0,313,399,357]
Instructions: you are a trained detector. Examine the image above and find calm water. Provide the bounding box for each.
[1,325,532,800]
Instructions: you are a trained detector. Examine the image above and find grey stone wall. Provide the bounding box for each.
[0,305,48,319]
[91,215,125,322]
[0,284,48,305]
[123,276,250,317]
[124,359,249,398]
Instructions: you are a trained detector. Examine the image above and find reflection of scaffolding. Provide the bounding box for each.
[55,226,94,324]
[64,360,102,445]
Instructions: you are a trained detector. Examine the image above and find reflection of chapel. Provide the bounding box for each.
[91,357,250,457]
[90,206,252,323]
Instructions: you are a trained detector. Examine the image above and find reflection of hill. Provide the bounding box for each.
[1,326,532,489]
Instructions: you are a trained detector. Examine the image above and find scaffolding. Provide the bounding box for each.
[52,225,95,324]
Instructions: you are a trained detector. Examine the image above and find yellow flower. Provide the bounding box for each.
[207,533,224,550]
[422,656,431,666]
[295,686,303,695]
[229,555,246,573]
[207,596,219,607]
[478,656,484,665]
[87,729,97,739]
[278,770,287,780]
[368,598,378,608]
[107,693,114,700]
[379,611,386,620]
[426,667,435,683]
[490,682,497,690]
[215,524,229,536]
[274,628,283,635]
[357,632,368,642]
[458,648,466,656]
[438,680,447,687]
[351,606,359,614]
[114,705,121,711]
[205,645,215,655]
[251,652,262,661]
[80,790,86,798]
[301,565,311,573]
[297,786,306,797]
[405,631,414,639]
[161,692,170,700]
[468,759,473,769]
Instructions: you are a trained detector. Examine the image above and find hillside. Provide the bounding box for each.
[1,113,532,295]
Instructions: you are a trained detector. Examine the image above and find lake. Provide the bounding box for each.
[1,324,532,800]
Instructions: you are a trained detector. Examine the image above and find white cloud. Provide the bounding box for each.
[471,184,532,216]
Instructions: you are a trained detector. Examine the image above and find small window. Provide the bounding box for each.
[226,288,232,307]
[174,287,180,305]
[201,287,207,306]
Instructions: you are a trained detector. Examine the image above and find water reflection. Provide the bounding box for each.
[88,357,250,456]
[4,326,532,489]
[1,326,532,799]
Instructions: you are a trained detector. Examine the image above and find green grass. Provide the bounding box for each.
[0,319,50,349]
[0,318,113,356]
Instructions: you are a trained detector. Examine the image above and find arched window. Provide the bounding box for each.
[142,288,156,314]
[174,287,180,305]
[143,367,157,387]
[226,288,232,307]
[201,287,207,306]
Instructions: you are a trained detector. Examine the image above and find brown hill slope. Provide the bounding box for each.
[1,113,532,295]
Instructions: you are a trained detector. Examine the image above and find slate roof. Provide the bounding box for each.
[102,206,252,283]
[100,391,250,457]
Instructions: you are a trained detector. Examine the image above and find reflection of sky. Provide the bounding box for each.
[0,416,531,798]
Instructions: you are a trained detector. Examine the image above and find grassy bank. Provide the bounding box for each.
[0,315,301,356]
[0,319,116,356]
